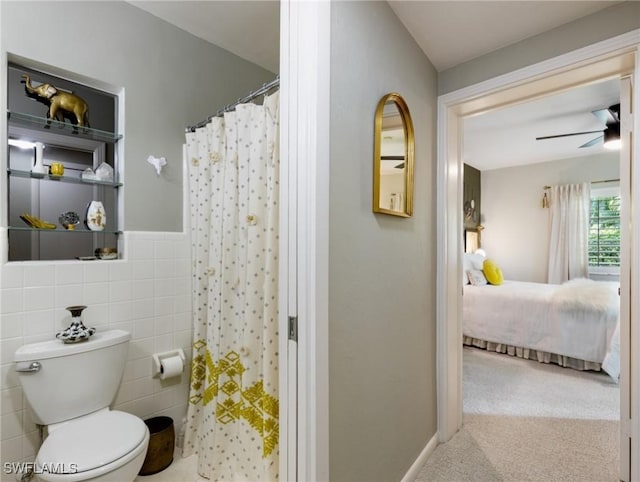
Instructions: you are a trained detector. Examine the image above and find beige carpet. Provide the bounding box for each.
[414,347,619,482]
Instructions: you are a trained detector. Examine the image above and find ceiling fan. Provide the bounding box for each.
[535,103,620,149]
[381,155,405,169]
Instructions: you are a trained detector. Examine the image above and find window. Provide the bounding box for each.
[588,184,620,273]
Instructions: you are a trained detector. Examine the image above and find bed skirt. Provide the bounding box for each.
[463,336,602,372]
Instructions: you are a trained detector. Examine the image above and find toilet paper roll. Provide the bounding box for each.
[159,355,184,380]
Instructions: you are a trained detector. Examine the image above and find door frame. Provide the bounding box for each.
[436,29,640,479]
[279,1,331,481]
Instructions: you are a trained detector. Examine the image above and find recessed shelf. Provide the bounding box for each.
[7,63,122,261]
[8,226,122,235]
[8,169,121,187]
[7,110,122,143]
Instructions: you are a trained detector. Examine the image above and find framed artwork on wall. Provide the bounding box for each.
[465,229,479,253]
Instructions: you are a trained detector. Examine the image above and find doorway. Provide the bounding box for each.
[459,76,622,479]
[436,36,639,481]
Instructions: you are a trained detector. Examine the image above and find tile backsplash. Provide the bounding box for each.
[0,231,192,478]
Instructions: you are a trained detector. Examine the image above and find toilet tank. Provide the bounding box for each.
[14,330,131,425]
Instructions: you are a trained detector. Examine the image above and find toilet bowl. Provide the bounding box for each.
[14,330,150,482]
[34,409,149,482]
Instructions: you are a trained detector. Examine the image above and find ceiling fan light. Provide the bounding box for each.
[603,126,621,150]
[604,139,621,150]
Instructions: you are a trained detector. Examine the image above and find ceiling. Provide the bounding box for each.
[129,1,280,73]
[128,0,625,170]
[388,1,620,72]
[464,78,621,171]
[129,1,620,74]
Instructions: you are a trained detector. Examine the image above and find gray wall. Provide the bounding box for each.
[329,2,438,480]
[439,1,640,94]
[481,152,619,283]
[1,1,275,231]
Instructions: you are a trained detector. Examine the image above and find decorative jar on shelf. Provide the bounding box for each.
[86,201,106,231]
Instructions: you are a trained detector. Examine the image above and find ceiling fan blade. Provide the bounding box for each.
[381,155,404,161]
[579,135,604,148]
[592,109,615,126]
[394,163,405,169]
[592,103,620,125]
[536,130,602,141]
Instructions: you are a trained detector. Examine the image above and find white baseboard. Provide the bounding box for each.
[401,432,438,481]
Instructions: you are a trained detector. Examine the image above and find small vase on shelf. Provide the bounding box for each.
[31,142,46,177]
[86,201,106,231]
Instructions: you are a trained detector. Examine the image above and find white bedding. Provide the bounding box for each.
[463,279,619,366]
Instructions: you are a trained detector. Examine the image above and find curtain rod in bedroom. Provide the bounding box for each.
[543,178,620,190]
[185,76,280,133]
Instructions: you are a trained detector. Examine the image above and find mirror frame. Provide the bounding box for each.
[373,92,415,217]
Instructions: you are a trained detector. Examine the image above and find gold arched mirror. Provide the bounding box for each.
[373,93,414,217]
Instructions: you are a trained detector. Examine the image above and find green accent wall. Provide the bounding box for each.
[464,164,481,229]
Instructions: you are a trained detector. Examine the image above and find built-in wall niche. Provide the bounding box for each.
[6,62,121,261]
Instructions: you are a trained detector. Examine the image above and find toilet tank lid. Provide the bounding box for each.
[14,330,130,362]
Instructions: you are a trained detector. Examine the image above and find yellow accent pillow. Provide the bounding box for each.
[483,259,504,285]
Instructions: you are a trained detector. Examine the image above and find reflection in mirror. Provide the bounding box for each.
[373,93,414,217]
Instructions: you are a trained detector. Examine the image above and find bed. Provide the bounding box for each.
[463,277,620,378]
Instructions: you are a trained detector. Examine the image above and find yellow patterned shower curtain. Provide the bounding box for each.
[183,92,279,481]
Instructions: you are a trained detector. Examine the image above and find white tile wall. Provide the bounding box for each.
[0,232,192,480]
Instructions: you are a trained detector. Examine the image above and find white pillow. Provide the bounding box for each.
[465,253,485,269]
[463,254,471,284]
[463,252,486,285]
[467,269,488,286]
[463,253,483,285]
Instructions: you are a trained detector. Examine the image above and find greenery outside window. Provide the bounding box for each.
[588,184,620,275]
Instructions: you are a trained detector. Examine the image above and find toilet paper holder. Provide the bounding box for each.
[151,349,186,379]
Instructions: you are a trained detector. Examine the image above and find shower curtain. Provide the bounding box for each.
[183,91,279,481]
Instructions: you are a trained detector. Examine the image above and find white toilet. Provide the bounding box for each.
[14,330,150,482]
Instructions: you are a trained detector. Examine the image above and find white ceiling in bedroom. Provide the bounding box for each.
[463,78,621,171]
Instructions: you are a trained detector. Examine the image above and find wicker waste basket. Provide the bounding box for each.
[139,416,175,475]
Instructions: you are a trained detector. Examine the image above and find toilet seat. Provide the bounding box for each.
[36,410,147,476]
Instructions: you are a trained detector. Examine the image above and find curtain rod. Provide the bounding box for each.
[543,178,620,190]
[185,76,279,133]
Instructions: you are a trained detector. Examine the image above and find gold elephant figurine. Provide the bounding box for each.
[22,74,90,128]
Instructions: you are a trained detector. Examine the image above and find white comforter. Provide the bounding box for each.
[463,279,619,364]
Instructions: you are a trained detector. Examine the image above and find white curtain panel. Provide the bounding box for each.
[183,91,279,481]
[547,182,590,284]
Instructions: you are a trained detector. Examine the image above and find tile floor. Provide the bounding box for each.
[136,454,201,482]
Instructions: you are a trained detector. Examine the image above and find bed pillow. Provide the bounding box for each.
[467,269,488,286]
[483,259,504,285]
[463,253,486,285]
[463,255,471,284]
